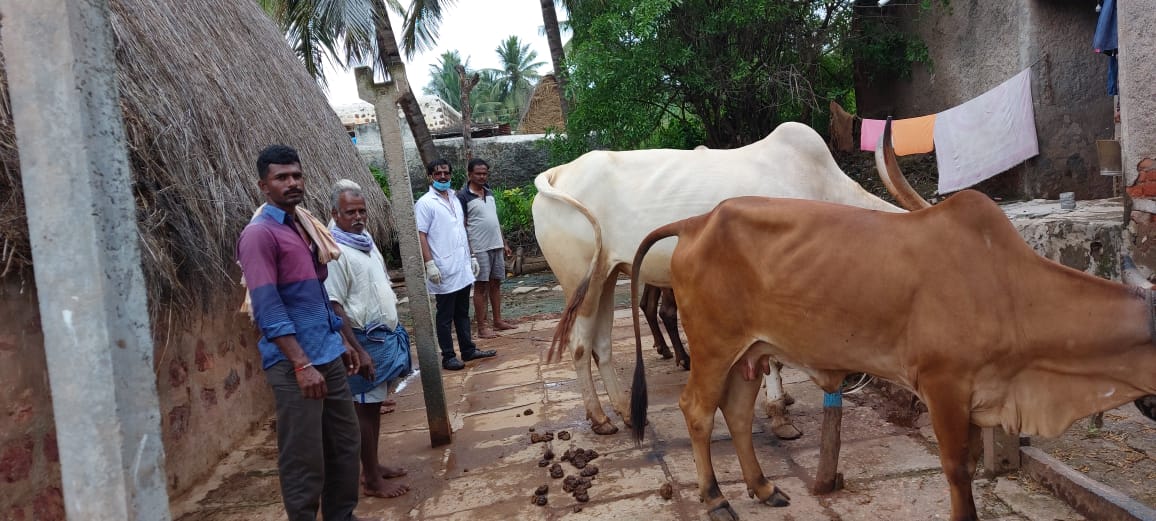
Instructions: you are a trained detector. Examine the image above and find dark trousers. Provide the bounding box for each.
[434,284,477,360]
[265,358,360,521]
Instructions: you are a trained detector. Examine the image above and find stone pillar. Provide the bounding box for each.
[1117,1,1156,189]
[356,67,452,447]
[1,0,171,519]
[1118,1,1156,270]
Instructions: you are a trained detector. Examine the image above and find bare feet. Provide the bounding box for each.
[492,320,517,331]
[379,465,407,479]
[363,477,409,499]
[477,328,499,339]
[379,399,396,415]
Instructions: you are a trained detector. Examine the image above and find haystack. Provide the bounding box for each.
[518,74,565,134]
[0,0,392,309]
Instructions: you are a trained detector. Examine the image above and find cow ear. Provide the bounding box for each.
[1123,256,1154,289]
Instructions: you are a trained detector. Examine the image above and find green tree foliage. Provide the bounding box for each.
[424,50,469,110]
[545,0,937,165]
[557,0,858,156]
[422,36,545,126]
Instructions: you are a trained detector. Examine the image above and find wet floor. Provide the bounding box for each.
[170,309,1097,521]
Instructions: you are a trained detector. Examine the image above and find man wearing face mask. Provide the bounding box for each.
[415,159,497,371]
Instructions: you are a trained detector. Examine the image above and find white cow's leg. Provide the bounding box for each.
[721,360,790,508]
[592,276,631,429]
[570,296,618,435]
[763,361,802,440]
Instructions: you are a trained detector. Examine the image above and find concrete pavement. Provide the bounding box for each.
[171,311,1087,521]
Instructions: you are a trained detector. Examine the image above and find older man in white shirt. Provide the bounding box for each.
[325,180,412,499]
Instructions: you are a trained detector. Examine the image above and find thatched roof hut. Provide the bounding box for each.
[0,0,391,309]
[518,74,565,134]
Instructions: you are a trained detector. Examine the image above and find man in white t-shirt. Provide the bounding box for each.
[415,159,497,371]
[325,180,412,499]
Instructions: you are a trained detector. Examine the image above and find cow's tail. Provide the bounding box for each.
[534,170,609,364]
[630,219,687,444]
[875,117,932,211]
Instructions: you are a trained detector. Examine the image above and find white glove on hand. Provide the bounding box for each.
[471,256,480,278]
[424,260,442,284]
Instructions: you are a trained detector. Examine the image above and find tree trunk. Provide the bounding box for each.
[540,0,569,123]
[456,64,480,161]
[373,0,439,168]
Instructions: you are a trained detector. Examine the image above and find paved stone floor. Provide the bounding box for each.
[171,311,1090,521]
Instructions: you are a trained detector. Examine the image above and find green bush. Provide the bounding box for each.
[493,184,538,248]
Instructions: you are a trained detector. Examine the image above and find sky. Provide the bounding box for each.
[322,0,567,107]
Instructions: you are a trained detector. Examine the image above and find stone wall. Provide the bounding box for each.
[353,123,550,196]
[0,275,271,517]
[857,0,1115,200]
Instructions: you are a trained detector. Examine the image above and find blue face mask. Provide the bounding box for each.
[432,180,452,192]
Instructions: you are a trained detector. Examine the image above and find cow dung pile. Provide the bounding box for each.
[530,434,603,506]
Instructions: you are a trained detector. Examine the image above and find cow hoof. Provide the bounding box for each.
[656,345,674,359]
[771,423,803,440]
[591,420,619,435]
[783,392,795,407]
[1136,395,1156,422]
[678,359,691,371]
[707,502,739,521]
[763,486,790,507]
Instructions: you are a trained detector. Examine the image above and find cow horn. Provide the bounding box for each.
[1123,256,1154,289]
[875,117,932,211]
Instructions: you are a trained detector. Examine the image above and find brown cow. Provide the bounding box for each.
[629,192,1156,521]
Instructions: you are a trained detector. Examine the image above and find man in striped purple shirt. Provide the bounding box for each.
[236,145,375,521]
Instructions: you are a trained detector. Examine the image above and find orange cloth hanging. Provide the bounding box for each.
[891,114,937,156]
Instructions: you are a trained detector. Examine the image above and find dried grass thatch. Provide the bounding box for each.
[0,0,392,309]
[518,74,565,134]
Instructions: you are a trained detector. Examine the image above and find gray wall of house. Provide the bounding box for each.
[856,0,1116,201]
[353,122,551,196]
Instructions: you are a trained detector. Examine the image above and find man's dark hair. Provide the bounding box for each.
[426,158,451,176]
[466,158,490,173]
[257,144,300,180]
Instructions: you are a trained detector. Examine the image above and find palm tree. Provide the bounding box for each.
[258,0,447,168]
[488,35,545,122]
[539,0,569,120]
[423,50,467,111]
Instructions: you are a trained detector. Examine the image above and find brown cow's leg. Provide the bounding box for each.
[681,354,738,521]
[925,387,980,521]
[659,288,690,370]
[641,285,672,359]
[720,364,789,507]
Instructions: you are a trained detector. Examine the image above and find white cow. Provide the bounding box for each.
[534,122,903,434]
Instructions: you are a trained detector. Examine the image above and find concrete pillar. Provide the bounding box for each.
[1,1,171,519]
[356,67,452,447]
[1117,0,1156,187]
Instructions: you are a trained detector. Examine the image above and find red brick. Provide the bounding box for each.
[1138,169,1156,184]
[0,437,34,482]
[32,486,64,521]
[201,387,217,407]
[223,369,241,399]
[42,432,57,464]
[195,340,214,372]
[4,506,27,521]
[168,405,190,441]
[169,356,188,388]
